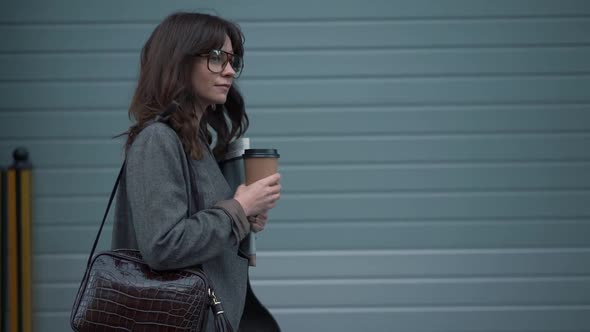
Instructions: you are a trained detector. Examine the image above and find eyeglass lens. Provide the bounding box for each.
[208,50,242,76]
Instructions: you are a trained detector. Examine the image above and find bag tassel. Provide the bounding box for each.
[210,289,234,332]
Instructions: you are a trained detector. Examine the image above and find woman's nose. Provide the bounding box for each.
[222,62,236,77]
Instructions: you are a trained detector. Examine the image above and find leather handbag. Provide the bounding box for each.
[70,118,233,331]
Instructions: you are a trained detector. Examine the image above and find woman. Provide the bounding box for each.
[111,12,282,331]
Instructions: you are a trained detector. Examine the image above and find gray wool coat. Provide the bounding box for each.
[111,122,279,331]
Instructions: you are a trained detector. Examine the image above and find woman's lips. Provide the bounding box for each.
[215,84,230,91]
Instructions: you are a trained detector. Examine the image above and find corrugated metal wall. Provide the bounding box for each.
[1,1,590,331]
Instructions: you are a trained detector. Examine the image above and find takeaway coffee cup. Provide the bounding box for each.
[243,149,280,185]
[242,148,280,267]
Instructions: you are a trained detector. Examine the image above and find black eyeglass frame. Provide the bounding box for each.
[197,49,244,78]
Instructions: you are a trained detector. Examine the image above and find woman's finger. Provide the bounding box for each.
[267,184,281,195]
[258,173,281,186]
[252,223,264,233]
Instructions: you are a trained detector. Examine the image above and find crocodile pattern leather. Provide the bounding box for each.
[71,250,210,331]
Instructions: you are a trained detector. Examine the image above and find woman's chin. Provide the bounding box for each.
[206,93,227,105]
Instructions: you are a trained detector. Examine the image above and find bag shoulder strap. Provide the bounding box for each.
[85,113,201,268]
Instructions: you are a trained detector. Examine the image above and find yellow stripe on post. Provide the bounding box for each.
[7,169,19,332]
[19,169,33,332]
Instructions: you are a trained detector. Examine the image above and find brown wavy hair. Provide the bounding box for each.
[123,12,249,160]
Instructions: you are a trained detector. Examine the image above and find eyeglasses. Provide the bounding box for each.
[199,49,243,78]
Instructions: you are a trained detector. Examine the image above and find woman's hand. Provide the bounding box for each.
[248,212,268,233]
[234,173,281,217]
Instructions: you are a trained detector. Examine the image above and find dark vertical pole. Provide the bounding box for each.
[12,148,33,332]
[6,167,18,332]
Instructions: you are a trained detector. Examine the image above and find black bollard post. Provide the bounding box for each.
[6,148,33,332]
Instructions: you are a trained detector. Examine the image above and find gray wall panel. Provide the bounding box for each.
[2,134,589,167]
[3,0,590,22]
[3,0,590,23]
[2,77,590,110]
[33,192,590,224]
[31,163,590,197]
[34,277,590,311]
[34,220,590,254]
[3,47,590,81]
[33,250,590,283]
[33,309,590,332]
[2,19,590,52]
[272,308,590,332]
[2,105,590,138]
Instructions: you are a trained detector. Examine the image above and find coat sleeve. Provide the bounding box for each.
[125,124,250,270]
